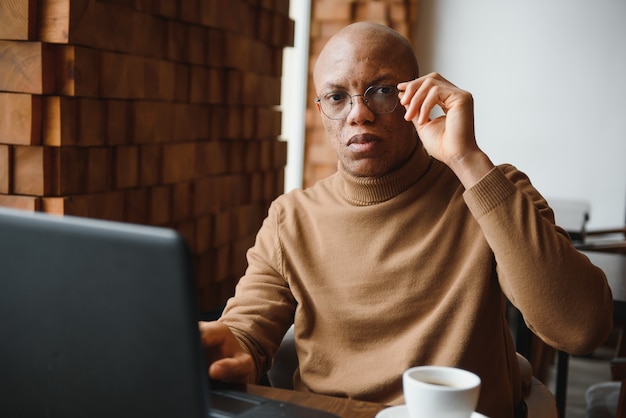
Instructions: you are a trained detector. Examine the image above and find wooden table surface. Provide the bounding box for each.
[246,384,387,418]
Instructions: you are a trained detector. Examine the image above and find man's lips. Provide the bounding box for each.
[347,134,383,152]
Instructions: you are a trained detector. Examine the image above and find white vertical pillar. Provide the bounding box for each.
[281,0,311,193]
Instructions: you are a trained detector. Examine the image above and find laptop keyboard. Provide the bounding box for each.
[207,390,340,418]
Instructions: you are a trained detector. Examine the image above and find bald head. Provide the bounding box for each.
[313,22,419,90]
[311,22,421,178]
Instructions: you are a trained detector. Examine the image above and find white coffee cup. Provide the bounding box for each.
[402,366,481,418]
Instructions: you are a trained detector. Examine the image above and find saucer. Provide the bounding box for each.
[375,405,488,418]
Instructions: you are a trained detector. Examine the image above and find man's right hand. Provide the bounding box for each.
[198,321,255,383]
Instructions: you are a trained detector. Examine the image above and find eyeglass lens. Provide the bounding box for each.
[317,85,399,120]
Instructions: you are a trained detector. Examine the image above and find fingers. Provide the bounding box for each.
[397,74,479,168]
[198,321,241,362]
[209,355,255,383]
[398,80,424,122]
[397,73,457,125]
[198,321,230,349]
[198,321,255,384]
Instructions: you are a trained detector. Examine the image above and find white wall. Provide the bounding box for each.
[416,0,626,228]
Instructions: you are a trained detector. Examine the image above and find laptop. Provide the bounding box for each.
[0,207,337,418]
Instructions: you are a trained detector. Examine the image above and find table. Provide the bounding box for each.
[246,384,386,417]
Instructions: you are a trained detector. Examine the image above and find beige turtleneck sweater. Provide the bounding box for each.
[219,145,612,418]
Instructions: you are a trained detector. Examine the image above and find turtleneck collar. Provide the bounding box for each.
[335,144,433,206]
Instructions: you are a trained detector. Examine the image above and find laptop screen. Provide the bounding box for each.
[0,207,209,418]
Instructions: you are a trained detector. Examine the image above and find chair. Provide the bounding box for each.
[575,198,626,254]
[585,301,626,418]
[576,202,626,416]
[568,202,626,418]
[266,324,298,390]
[267,325,558,418]
[585,358,625,418]
[611,359,626,417]
[517,353,560,418]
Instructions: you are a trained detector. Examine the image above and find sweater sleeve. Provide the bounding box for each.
[218,199,297,382]
[463,165,613,355]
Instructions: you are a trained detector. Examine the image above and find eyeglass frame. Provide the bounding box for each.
[314,84,402,120]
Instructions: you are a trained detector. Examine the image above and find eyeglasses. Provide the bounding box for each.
[314,85,401,120]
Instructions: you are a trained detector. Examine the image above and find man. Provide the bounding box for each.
[200,22,613,417]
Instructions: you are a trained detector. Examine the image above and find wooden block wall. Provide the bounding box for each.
[0,0,294,312]
[304,0,419,188]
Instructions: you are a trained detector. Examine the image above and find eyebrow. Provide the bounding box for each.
[321,75,397,92]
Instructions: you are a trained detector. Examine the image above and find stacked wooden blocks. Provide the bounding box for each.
[0,0,294,312]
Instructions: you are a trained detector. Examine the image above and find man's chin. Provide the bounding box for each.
[342,159,391,178]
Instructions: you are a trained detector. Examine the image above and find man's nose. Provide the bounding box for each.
[347,95,374,123]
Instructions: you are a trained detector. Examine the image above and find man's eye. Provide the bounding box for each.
[325,92,348,102]
[371,86,392,95]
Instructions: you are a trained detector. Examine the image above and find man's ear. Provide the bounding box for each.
[315,102,321,113]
